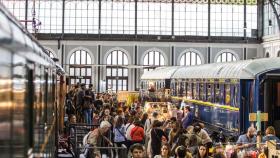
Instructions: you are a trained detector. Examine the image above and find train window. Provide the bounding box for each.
[231,84,239,107]
[215,84,220,103]
[225,84,231,105]
[193,83,197,99]
[199,83,205,100]
[183,82,187,96]
[220,84,225,104]
[206,84,212,102]
[187,83,192,99]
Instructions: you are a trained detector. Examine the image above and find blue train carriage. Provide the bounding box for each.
[171,58,280,137]
[0,4,62,158]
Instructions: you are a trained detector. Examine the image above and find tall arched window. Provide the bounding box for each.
[143,50,165,72]
[69,50,92,85]
[106,50,128,92]
[216,52,237,63]
[265,52,270,58]
[179,51,202,66]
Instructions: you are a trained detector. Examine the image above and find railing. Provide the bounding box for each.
[78,145,127,158]
[69,123,100,157]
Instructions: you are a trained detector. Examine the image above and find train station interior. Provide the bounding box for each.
[1,0,280,157]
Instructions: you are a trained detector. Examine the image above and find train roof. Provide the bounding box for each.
[172,57,280,79]
[141,66,181,80]
[0,4,55,67]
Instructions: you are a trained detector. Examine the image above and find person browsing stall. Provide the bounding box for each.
[236,127,257,151]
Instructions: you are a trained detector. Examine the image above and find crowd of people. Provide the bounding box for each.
[62,83,280,158]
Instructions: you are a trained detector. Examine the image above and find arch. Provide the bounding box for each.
[105,48,129,92]
[66,46,95,65]
[277,50,280,57]
[265,52,270,58]
[68,47,94,86]
[103,47,131,65]
[177,48,205,65]
[214,49,240,63]
[141,48,168,66]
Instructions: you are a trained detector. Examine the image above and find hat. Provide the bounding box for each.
[100,121,111,128]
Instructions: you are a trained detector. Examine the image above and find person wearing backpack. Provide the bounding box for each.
[130,120,145,145]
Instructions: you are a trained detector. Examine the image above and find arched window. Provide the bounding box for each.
[106,50,128,92]
[179,51,202,66]
[69,50,92,85]
[277,51,280,57]
[45,49,55,58]
[143,50,165,72]
[265,52,270,58]
[216,52,237,63]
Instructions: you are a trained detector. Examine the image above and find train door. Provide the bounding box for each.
[263,77,280,137]
[25,62,34,157]
[240,80,254,134]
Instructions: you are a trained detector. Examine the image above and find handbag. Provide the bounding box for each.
[116,127,127,141]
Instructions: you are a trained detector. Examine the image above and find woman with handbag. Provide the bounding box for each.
[113,116,127,147]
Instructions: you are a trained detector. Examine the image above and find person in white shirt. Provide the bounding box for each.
[125,116,135,149]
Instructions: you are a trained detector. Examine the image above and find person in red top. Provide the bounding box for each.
[130,120,145,144]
